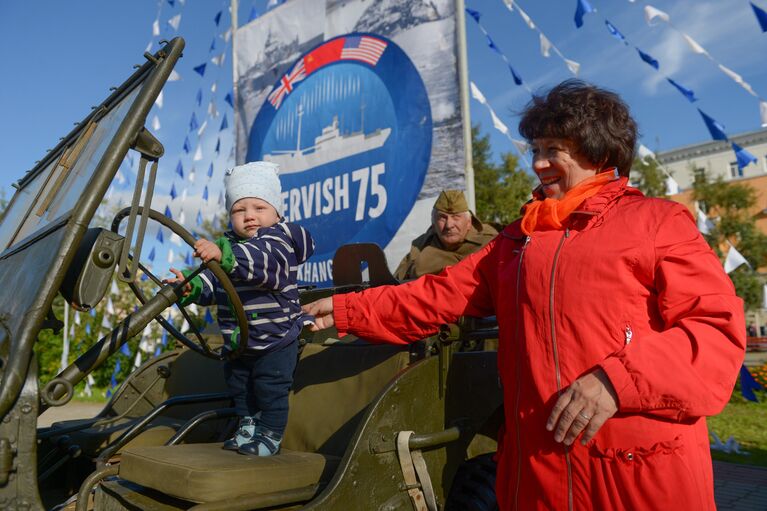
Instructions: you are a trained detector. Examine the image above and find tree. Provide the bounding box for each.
[693,172,767,310]
[472,126,533,227]
[631,156,667,198]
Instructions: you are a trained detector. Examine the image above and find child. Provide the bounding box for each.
[168,161,314,456]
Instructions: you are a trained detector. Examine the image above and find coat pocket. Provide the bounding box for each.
[585,435,707,510]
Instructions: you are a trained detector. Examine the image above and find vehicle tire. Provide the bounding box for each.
[444,453,498,511]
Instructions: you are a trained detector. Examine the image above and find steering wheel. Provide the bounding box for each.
[111,207,248,360]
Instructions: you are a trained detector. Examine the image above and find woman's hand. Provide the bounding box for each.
[546,368,618,446]
[302,297,335,331]
[164,268,192,297]
[194,238,222,263]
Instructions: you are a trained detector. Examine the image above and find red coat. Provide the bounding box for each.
[335,179,746,510]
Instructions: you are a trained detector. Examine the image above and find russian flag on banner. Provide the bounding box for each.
[267,35,388,110]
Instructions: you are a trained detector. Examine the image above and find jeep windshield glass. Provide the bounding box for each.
[0,85,142,253]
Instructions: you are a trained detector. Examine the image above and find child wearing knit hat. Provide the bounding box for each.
[168,161,315,456]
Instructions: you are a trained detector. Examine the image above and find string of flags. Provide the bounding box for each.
[576,0,760,173]
[500,0,581,76]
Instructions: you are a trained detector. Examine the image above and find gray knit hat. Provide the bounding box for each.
[224,161,282,215]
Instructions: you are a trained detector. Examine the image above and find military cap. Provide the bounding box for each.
[433,190,469,213]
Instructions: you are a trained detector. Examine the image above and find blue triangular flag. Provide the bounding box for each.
[205,309,215,324]
[666,78,697,103]
[740,364,764,402]
[508,64,523,86]
[636,48,659,70]
[164,205,173,220]
[85,323,91,335]
[90,308,97,317]
[161,329,168,346]
[220,114,228,131]
[140,273,148,282]
[121,342,131,356]
[182,136,191,153]
[155,346,162,356]
[196,88,203,107]
[189,112,199,132]
[167,0,174,6]
[698,109,728,141]
[751,2,767,32]
[105,388,112,398]
[574,0,595,28]
[224,92,234,108]
[215,137,221,154]
[148,247,156,261]
[207,163,214,178]
[185,251,193,265]
[604,20,627,44]
[193,63,206,77]
[248,6,259,22]
[170,183,177,199]
[485,35,503,56]
[156,230,164,244]
[203,185,209,200]
[209,37,216,52]
[196,210,203,226]
[114,358,121,375]
[214,10,222,26]
[733,142,758,170]
[176,160,184,178]
[465,7,481,23]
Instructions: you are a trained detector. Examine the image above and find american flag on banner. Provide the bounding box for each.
[340,36,387,66]
[267,59,307,109]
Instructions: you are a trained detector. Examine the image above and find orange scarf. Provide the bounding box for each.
[521,169,619,235]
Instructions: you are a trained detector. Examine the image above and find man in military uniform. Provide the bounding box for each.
[394,190,498,281]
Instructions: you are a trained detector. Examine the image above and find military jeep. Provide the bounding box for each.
[0,38,502,511]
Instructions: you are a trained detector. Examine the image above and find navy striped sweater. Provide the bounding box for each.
[181,221,315,352]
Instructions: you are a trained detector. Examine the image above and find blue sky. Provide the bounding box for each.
[2,0,766,200]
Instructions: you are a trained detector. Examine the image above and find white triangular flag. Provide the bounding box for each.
[193,144,203,162]
[682,33,707,55]
[761,101,767,128]
[168,248,175,264]
[490,110,510,136]
[101,315,111,330]
[211,52,226,66]
[171,233,182,246]
[178,211,186,225]
[151,115,161,131]
[564,59,580,76]
[197,120,207,137]
[167,14,182,31]
[665,175,680,195]
[211,82,218,93]
[502,0,514,12]
[145,41,153,53]
[470,81,486,104]
[540,34,552,58]
[222,28,232,43]
[74,311,81,325]
[208,101,219,118]
[189,167,196,183]
[106,297,115,315]
[644,5,670,25]
[696,205,713,234]
[718,64,744,85]
[168,69,181,82]
[134,351,143,368]
[512,138,529,155]
[152,19,160,36]
[724,245,749,273]
[181,188,188,202]
[111,280,119,295]
[517,5,536,29]
[155,90,163,109]
[637,144,655,160]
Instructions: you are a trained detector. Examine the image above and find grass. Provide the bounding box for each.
[707,390,767,467]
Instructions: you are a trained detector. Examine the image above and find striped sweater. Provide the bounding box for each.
[181,221,315,351]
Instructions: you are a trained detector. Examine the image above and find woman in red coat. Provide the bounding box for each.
[304,80,745,510]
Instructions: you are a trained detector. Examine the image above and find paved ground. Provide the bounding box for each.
[714,461,767,510]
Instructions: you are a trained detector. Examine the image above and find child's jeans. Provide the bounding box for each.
[223,340,298,436]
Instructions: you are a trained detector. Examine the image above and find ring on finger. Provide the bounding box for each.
[578,411,591,421]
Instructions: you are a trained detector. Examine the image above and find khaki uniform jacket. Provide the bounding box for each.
[393,224,498,280]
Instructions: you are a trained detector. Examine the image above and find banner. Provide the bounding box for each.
[234,0,466,287]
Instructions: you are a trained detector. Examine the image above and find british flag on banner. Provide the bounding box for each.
[340,36,387,66]
[267,59,307,109]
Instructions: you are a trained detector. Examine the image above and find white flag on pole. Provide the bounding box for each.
[724,245,749,273]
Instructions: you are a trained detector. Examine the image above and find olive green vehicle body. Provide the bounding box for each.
[0,39,502,510]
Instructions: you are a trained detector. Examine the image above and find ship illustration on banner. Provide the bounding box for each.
[247,33,433,287]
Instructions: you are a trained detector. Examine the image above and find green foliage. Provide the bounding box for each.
[631,156,667,198]
[693,172,767,310]
[472,125,533,226]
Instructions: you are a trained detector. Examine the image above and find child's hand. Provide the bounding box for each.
[194,238,222,263]
[164,268,192,296]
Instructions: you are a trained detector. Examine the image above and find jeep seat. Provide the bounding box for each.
[115,342,411,503]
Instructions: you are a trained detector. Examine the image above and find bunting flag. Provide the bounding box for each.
[698,109,728,141]
[761,101,767,128]
[466,8,531,91]
[204,309,215,324]
[193,144,203,161]
[156,229,164,244]
[185,251,193,265]
[164,205,173,219]
[574,0,595,28]
[224,92,234,108]
[155,90,164,108]
[214,137,221,154]
[182,136,191,153]
[189,166,196,183]
[203,185,209,200]
[167,13,181,31]
[152,19,160,36]
[636,48,659,70]
[724,244,749,273]
[151,115,161,131]
[208,100,219,118]
[195,88,203,106]
[696,204,714,235]
[209,37,216,52]
[248,6,259,22]
[740,365,764,402]
[167,248,175,264]
[539,34,552,57]
[168,69,181,82]
[193,63,206,77]
[214,10,222,26]
[148,247,156,262]
[120,342,132,356]
[643,5,670,24]
[666,78,697,103]
[220,114,229,131]
[605,19,628,44]
[196,210,203,226]
[732,142,758,170]
[189,112,199,132]
[207,163,214,178]
[752,2,767,32]
[176,160,184,177]
[470,81,531,170]
[211,52,226,66]
[170,183,177,200]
